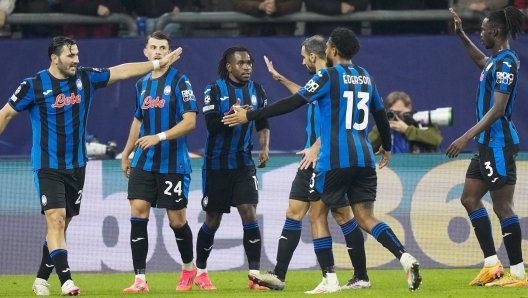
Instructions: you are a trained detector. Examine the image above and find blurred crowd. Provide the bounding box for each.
[0,0,525,38]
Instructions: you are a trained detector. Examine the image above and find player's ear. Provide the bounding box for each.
[226,63,232,73]
[309,53,317,63]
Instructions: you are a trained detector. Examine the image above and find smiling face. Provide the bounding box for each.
[51,44,79,78]
[226,51,253,83]
[144,37,170,62]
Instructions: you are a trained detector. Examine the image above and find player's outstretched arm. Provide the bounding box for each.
[446,91,509,158]
[135,112,196,151]
[449,8,487,69]
[264,56,302,94]
[121,117,142,178]
[107,47,183,85]
[0,103,19,135]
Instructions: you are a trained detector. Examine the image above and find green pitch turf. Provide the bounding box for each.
[1,269,526,297]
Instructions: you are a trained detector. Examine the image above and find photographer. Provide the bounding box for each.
[369,91,443,153]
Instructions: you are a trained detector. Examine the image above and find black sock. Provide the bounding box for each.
[130,217,149,275]
[501,215,523,265]
[371,222,406,259]
[274,217,302,281]
[469,208,496,258]
[50,249,71,286]
[243,221,261,270]
[36,240,54,280]
[340,219,367,279]
[171,221,194,264]
[313,237,334,275]
[196,223,216,269]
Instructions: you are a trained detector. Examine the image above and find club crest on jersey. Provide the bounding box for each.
[204,95,211,105]
[181,90,195,102]
[251,95,257,106]
[41,195,47,206]
[141,96,165,109]
[164,85,171,95]
[76,79,83,90]
[202,196,208,208]
[304,79,319,93]
[52,93,81,108]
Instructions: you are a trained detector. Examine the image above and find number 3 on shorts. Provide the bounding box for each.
[484,161,494,177]
[310,172,316,189]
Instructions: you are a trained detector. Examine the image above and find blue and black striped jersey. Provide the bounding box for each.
[8,67,110,171]
[202,79,267,170]
[476,50,520,147]
[304,101,320,150]
[297,65,384,171]
[132,68,198,174]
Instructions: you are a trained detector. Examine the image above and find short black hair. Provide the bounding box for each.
[302,35,326,59]
[329,27,360,59]
[217,45,254,79]
[145,31,171,47]
[488,6,525,40]
[48,36,77,60]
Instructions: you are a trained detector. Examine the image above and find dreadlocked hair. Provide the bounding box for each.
[217,45,254,79]
[488,6,525,40]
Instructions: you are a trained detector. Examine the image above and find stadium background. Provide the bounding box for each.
[1,34,528,275]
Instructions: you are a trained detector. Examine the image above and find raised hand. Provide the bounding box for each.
[159,47,183,68]
[264,56,282,81]
[449,8,463,34]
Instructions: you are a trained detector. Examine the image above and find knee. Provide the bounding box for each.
[460,195,479,210]
[205,213,222,230]
[169,217,186,229]
[285,207,306,221]
[47,214,66,231]
[238,205,257,223]
[331,209,352,226]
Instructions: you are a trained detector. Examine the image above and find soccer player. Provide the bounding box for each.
[195,45,270,290]
[222,28,422,293]
[447,7,527,287]
[120,31,198,293]
[251,35,369,291]
[0,36,181,296]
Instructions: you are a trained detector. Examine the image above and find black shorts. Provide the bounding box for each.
[128,168,190,210]
[202,166,258,213]
[34,167,86,218]
[309,167,377,205]
[466,144,518,191]
[290,167,349,208]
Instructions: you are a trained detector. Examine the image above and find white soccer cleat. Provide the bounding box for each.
[61,280,80,296]
[304,277,341,294]
[341,274,371,290]
[33,278,50,296]
[400,253,422,292]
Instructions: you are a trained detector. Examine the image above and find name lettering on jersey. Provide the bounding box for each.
[163,85,171,95]
[342,75,371,85]
[51,93,81,108]
[304,79,319,93]
[141,96,165,109]
[496,72,514,85]
[181,90,196,102]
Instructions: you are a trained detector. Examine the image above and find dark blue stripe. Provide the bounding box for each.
[469,208,489,221]
[340,218,358,236]
[243,221,259,230]
[201,223,216,235]
[371,222,390,240]
[313,237,332,251]
[283,217,302,231]
[130,217,149,222]
[49,249,67,258]
[500,215,520,228]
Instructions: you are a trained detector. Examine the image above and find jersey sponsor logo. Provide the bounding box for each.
[203,105,214,112]
[181,90,195,102]
[43,90,53,95]
[220,96,229,101]
[496,72,514,85]
[204,95,211,105]
[76,79,83,90]
[342,74,371,85]
[503,61,512,68]
[41,195,47,206]
[304,79,319,93]
[164,85,171,95]
[141,96,165,109]
[51,93,81,108]
[251,94,257,106]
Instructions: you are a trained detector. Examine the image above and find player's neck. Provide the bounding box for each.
[151,67,169,79]
[48,66,69,80]
[491,41,510,54]
[334,58,352,66]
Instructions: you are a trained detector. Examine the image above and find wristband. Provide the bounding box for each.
[157,132,166,141]
[152,60,160,70]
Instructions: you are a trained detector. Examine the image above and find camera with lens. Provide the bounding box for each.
[387,107,453,127]
[86,135,118,159]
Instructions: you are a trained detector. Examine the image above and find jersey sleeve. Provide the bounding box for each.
[369,77,384,113]
[203,83,220,115]
[134,82,143,120]
[297,69,330,102]
[80,67,111,90]
[493,58,518,94]
[176,75,198,117]
[8,80,35,112]
[259,85,268,108]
